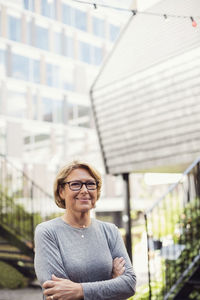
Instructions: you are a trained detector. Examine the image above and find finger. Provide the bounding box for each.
[118,266,125,275]
[113,257,125,267]
[119,259,126,266]
[114,257,124,263]
[43,287,55,296]
[52,274,63,281]
[43,280,54,289]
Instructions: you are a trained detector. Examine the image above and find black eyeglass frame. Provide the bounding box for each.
[61,180,99,191]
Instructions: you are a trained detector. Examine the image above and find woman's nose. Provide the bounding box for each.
[80,183,88,192]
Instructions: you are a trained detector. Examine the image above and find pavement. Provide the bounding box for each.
[0,287,43,300]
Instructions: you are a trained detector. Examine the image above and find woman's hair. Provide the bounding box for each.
[54,160,102,208]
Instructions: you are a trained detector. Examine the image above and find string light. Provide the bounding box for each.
[70,0,199,27]
[190,16,197,27]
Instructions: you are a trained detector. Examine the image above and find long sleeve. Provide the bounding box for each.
[34,223,69,285]
[81,225,136,300]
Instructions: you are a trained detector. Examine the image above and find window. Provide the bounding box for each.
[46,63,60,88]
[26,20,32,45]
[24,0,34,11]
[12,54,29,81]
[62,3,72,25]
[0,10,1,36]
[92,17,105,38]
[0,49,5,75]
[79,42,91,64]
[65,35,74,58]
[54,100,64,123]
[74,9,87,31]
[7,91,27,118]
[109,24,120,42]
[42,97,53,122]
[41,0,55,18]
[8,15,21,42]
[35,25,49,50]
[30,59,40,84]
[78,105,89,118]
[93,46,103,65]
[67,102,75,121]
[54,31,62,55]
[32,94,38,120]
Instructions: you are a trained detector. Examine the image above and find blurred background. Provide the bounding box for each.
[0,0,200,299]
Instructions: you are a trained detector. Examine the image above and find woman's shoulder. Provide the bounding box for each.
[35,217,62,235]
[94,219,119,238]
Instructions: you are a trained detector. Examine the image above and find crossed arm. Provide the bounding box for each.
[35,224,136,300]
[43,257,126,300]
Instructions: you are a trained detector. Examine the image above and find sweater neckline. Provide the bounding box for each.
[59,216,94,231]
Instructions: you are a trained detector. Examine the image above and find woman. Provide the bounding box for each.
[34,161,136,300]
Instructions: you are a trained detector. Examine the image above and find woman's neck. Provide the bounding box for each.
[62,212,91,228]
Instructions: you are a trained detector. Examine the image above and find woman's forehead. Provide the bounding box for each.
[66,168,94,180]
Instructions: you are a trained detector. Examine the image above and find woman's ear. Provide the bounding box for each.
[59,186,65,200]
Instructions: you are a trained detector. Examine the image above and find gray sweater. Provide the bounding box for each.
[34,217,136,300]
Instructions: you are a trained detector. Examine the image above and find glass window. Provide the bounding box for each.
[41,0,55,18]
[93,46,103,65]
[0,49,5,75]
[54,31,62,55]
[65,35,74,58]
[46,63,60,88]
[26,21,32,45]
[7,91,27,118]
[74,9,87,31]
[32,94,38,120]
[67,102,75,121]
[109,24,120,42]
[92,17,104,38]
[30,59,40,84]
[42,97,53,122]
[79,42,91,64]
[35,25,49,50]
[12,54,29,81]
[24,0,34,11]
[0,11,1,36]
[78,105,89,118]
[54,100,64,123]
[62,3,72,25]
[8,15,21,42]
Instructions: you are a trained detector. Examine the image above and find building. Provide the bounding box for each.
[0,0,130,222]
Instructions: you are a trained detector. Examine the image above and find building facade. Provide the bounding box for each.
[0,0,127,221]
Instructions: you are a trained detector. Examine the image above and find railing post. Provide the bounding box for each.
[144,213,152,300]
[122,173,132,262]
[30,183,34,246]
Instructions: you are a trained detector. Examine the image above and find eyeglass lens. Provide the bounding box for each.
[69,181,97,190]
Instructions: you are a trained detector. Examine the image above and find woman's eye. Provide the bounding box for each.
[71,182,81,187]
[87,182,96,187]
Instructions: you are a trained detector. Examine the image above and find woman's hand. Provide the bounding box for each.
[43,274,83,300]
[112,257,125,278]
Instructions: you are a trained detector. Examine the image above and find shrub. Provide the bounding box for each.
[0,261,28,289]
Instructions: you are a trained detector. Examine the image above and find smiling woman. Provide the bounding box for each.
[34,161,136,300]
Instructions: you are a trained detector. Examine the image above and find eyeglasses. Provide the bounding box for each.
[62,180,98,191]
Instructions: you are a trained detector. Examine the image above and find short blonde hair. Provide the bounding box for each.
[54,160,102,208]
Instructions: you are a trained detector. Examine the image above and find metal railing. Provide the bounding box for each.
[144,157,200,299]
[0,154,62,250]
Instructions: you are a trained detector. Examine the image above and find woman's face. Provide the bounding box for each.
[60,168,98,213]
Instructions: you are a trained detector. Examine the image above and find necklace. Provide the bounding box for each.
[61,216,90,238]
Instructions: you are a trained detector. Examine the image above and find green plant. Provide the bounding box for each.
[0,261,28,289]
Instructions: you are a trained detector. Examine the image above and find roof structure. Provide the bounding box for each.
[91,0,200,174]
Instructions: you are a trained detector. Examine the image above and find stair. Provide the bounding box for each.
[173,264,200,300]
[0,237,34,279]
[0,154,55,281]
[144,158,200,299]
